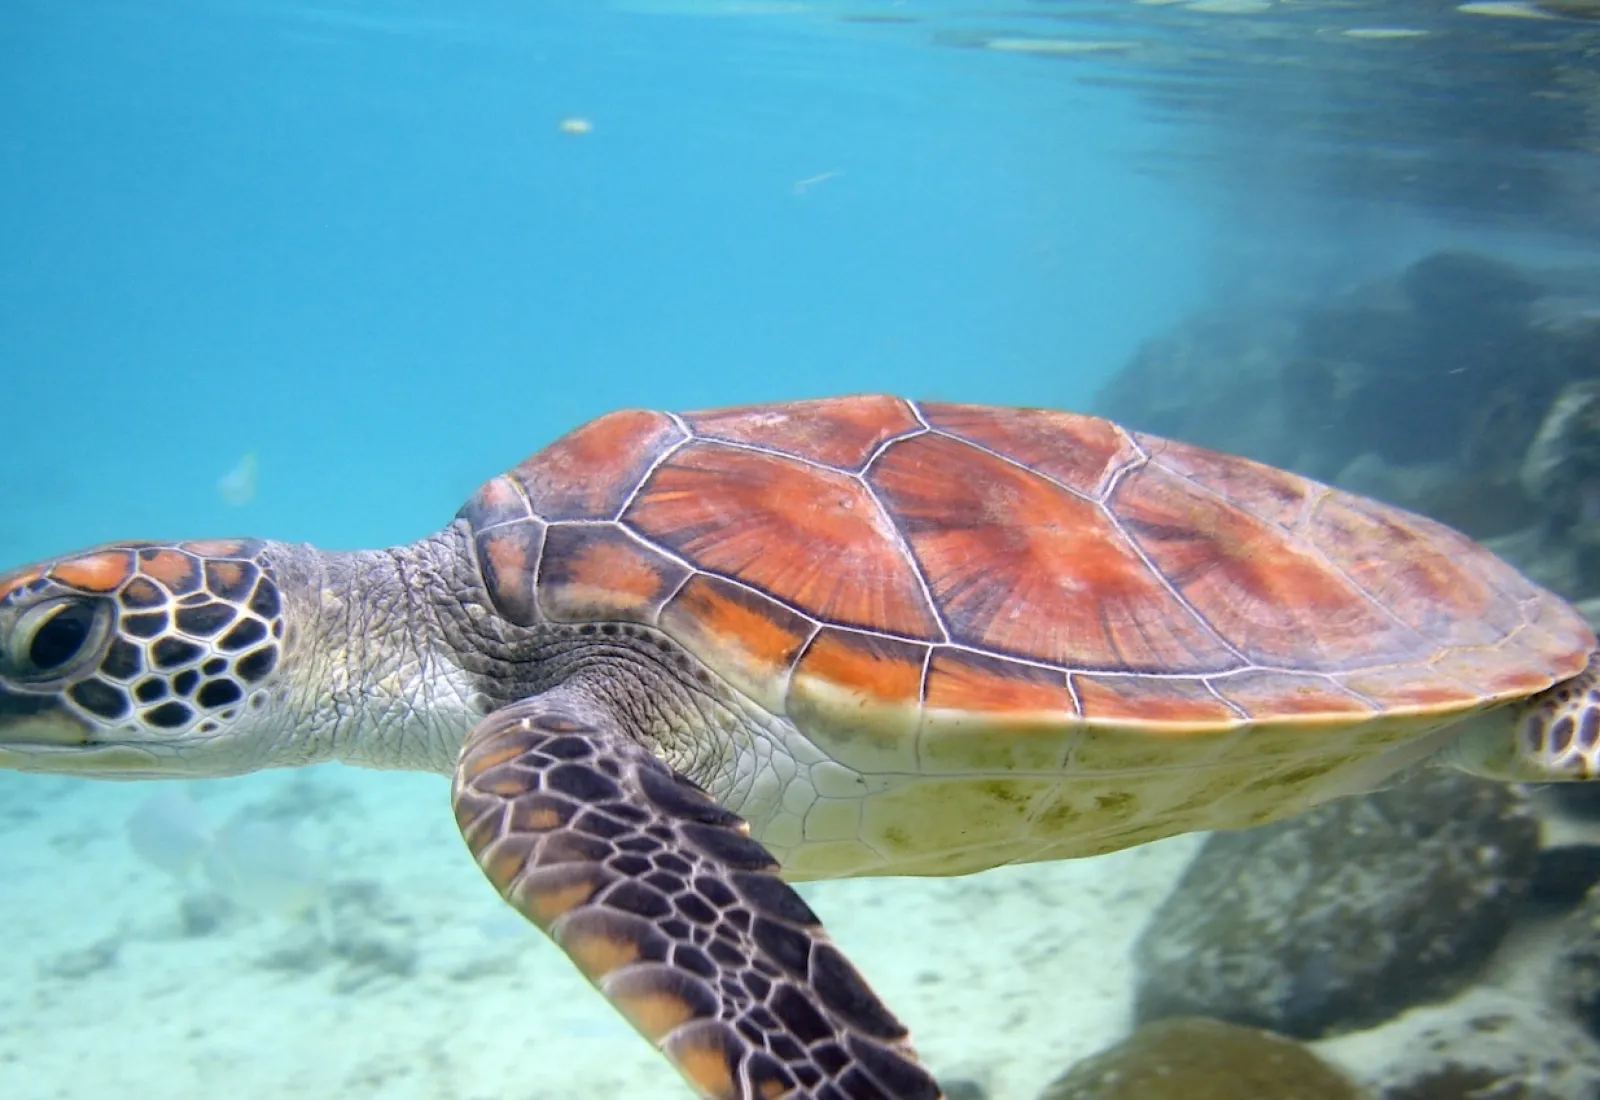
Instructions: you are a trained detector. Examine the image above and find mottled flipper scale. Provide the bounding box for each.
[451,689,943,1100]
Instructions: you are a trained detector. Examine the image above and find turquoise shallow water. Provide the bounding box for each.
[7,2,1600,1099]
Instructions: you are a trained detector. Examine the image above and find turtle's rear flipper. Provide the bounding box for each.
[451,688,943,1100]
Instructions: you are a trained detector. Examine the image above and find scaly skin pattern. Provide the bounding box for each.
[454,689,940,1100]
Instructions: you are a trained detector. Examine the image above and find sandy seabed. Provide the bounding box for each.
[0,765,1201,1100]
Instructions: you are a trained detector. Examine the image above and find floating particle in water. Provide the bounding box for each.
[1458,0,1557,16]
[792,170,841,195]
[126,786,213,879]
[559,117,593,136]
[1342,26,1429,38]
[217,452,259,507]
[982,37,1140,55]
[1187,0,1273,12]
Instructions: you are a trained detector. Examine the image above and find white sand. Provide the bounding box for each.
[0,766,1199,1100]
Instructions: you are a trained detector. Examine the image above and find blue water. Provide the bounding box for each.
[1,0,1205,558]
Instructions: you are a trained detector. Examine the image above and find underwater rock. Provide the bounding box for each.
[1548,881,1600,1039]
[1297,304,1421,377]
[1095,250,1594,532]
[1094,306,1306,472]
[1400,250,1540,322]
[1522,379,1600,548]
[1132,770,1539,1039]
[1036,1016,1361,1100]
[1525,788,1600,906]
[1530,839,1600,908]
[1482,528,1590,604]
[1332,453,1538,540]
[940,1076,991,1100]
[1316,987,1600,1100]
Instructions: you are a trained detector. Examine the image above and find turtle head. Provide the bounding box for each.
[0,539,290,779]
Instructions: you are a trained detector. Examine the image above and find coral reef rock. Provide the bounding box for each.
[1132,771,1540,1039]
[1036,1016,1361,1100]
[1096,250,1600,553]
[1549,881,1600,1041]
[1316,987,1600,1100]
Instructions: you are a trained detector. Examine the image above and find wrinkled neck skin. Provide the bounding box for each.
[268,524,492,775]
[266,523,763,792]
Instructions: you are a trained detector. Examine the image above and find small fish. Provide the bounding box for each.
[127,793,332,934]
[217,452,259,507]
[125,786,213,879]
[202,811,327,925]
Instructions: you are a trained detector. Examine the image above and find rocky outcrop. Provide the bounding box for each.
[1131,771,1540,1039]
[1036,1016,1361,1100]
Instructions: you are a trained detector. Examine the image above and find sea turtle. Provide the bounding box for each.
[2,394,1598,1099]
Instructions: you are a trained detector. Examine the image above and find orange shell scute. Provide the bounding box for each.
[539,523,688,625]
[684,394,920,470]
[1072,672,1240,727]
[925,649,1078,718]
[509,409,685,522]
[1114,460,1418,670]
[869,432,1233,672]
[658,574,816,713]
[924,401,1139,499]
[625,441,941,639]
[1210,670,1374,718]
[1140,433,1317,533]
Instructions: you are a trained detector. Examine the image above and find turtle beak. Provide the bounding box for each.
[0,685,161,776]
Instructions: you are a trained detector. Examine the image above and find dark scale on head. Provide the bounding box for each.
[173,669,200,697]
[153,637,204,670]
[118,578,166,610]
[1582,708,1600,750]
[137,548,201,594]
[145,700,194,729]
[1553,715,1577,754]
[99,639,143,681]
[235,642,279,681]
[122,612,167,640]
[70,679,130,720]
[175,603,236,637]
[248,579,280,619]
[219,618,267,652]
[203,560,258,602]
[196,679,242,709]
[134,678,167,703]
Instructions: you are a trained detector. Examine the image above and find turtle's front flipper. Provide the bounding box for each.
[451,688,942,1100]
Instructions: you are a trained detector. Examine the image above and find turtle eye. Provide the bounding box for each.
[5,598,108,679]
